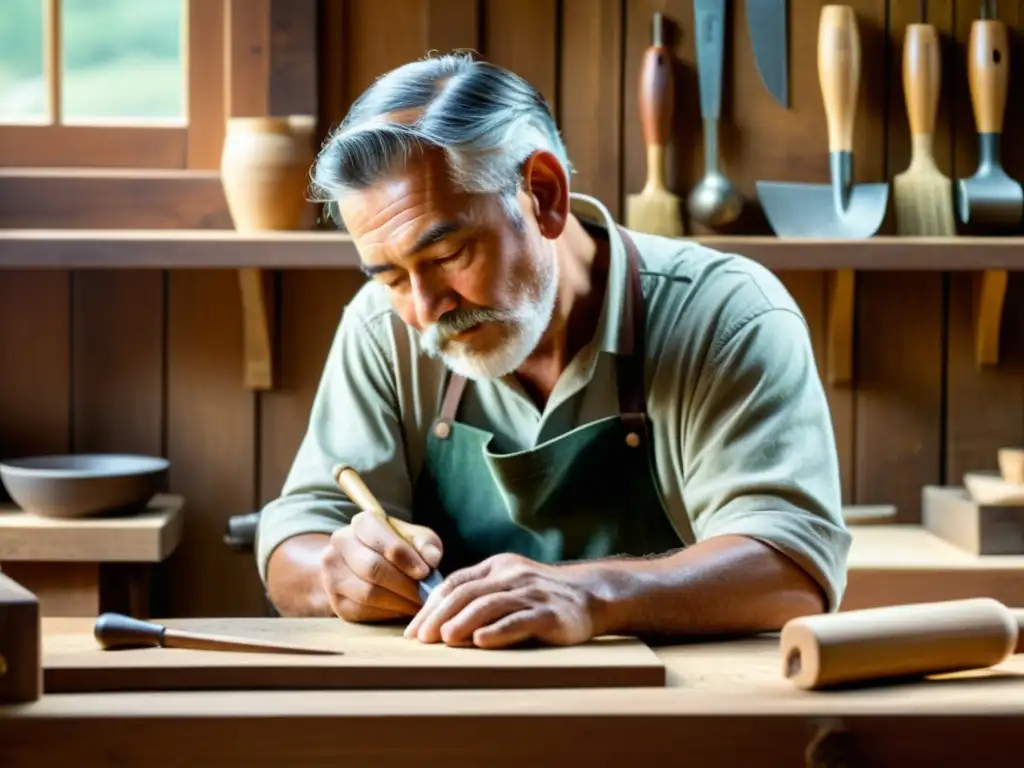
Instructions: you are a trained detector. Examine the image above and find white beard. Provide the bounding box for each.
[420,246,559,380]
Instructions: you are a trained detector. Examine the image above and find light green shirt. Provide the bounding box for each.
[256,193,851,610]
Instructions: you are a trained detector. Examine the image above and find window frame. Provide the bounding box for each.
[0,0,225,171]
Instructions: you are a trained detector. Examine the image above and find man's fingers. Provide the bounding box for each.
[410,574,515,643]
[334,598,413,624]
[389,517,443,569]
[324,563,422,617]
[473,609,553,649]
[351,511,432,580]
[338,534,422,605]
[438,591,527,646]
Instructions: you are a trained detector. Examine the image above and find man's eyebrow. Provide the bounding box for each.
[408,220,464,256]
[359,220,467,277]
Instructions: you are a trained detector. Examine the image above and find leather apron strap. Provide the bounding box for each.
[435,225,647,440]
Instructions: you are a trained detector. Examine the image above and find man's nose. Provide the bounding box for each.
[410,272,457,327]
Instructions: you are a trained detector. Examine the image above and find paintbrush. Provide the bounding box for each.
[625,12,684,237]
[332,463,444,603]
[893,0,956,235]
[94,613,343,655]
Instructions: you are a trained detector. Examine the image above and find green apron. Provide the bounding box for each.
[411,227,685,575]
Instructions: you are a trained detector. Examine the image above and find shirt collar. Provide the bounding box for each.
[568,192,632,356]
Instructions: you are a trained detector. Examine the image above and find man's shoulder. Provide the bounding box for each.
[630,231,808,360]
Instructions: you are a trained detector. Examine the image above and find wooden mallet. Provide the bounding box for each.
[332,463,444,603]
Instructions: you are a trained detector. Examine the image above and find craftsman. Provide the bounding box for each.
[256,52,850,649]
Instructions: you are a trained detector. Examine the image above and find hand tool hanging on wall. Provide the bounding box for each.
[779,597,1024,691]
[333,463,445,603]
[688,0,743,227]
[893,0,955,235]
[745,0,788,108]
[955,0,1023,232]
[94,613,343,655]
[625,12,685,237]
[755,4,888,238]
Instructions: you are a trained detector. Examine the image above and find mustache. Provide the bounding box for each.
[421,307,512,348]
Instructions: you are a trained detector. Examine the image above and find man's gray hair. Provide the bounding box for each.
[310,51,573,226]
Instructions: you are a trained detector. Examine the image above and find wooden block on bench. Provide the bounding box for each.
[922,485,1024,555]
[0,570,41,703]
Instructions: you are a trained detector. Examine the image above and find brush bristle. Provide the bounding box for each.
[625,190,685,237]
[893,170,956,236]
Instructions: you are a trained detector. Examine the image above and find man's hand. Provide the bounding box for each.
[403,553,604,649]
[320,510,443,623]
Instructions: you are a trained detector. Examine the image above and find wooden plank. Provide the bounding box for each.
[427,0,481,54]
[165,271,262,617]
[0,171,231,229]
[0,272,70,503]
[0,495,184,563]
[5,232,1024,270]
[185,0,226,170]
[0,126,187,169]
[70,271,164,456]
[848,1,941,523]
[559,0,624,220]
[269,0,319,117]
[346,0,428,103]
[777,271,855,504]
[42,618,665,693]
[483,0,558,116]
[316,0,348,136]
[921,485,1024,556]
[0,572,41,703]
[226,0,271,118]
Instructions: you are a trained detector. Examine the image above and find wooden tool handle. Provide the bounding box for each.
[780,598,1021,691]
[903,22,941,137]
[638,12,673,149]
[94,612,166,650]
[968,18,1009,134]
[333,463,416,545]
[818,5,861,153]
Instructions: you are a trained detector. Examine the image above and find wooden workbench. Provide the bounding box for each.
[0,615,1020,766]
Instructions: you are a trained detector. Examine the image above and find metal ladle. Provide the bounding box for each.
[687,0,743,227]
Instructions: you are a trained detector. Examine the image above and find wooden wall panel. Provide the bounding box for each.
[70,272,164,457]
[483,0,559,113]
[0,273,70,504]
[559,0,624,220]
[945,4,1024,485]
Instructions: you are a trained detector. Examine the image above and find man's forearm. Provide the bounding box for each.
[265,533,335,617]
[580,534,828,639]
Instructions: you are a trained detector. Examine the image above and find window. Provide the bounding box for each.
[0,0,224,169]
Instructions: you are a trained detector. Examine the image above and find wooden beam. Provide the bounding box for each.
[4,232,1024,270]
[826,269,855,386]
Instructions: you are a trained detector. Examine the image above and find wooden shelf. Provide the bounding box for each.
[2,230,1024,270]
[1,231,1020,389]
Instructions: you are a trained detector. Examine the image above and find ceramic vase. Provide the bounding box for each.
[220,115,317,231]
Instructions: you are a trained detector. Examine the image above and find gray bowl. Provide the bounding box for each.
[0,454,170,518]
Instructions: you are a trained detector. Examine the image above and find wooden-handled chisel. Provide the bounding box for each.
[94,613,343,655]
[332,463,445,603]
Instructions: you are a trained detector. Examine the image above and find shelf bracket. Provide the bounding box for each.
[826,269,855,386]
[974,269,1009,368]
[238,267,274,390]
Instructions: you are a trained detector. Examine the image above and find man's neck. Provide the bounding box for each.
[514,214,610,408]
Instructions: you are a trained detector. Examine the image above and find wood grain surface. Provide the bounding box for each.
[41,617,666,692]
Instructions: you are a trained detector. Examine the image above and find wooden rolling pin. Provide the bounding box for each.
[94,613,342,655]
[332,463,444,603]
[780,597,1024,690]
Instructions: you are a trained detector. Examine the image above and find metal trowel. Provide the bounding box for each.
[955,0,1023,231]
[756,5,888,238]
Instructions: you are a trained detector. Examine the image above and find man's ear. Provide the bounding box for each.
[520,150,569,239]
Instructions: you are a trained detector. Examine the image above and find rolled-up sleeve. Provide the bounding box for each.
[682,307,850,611]
[255,297,413,584]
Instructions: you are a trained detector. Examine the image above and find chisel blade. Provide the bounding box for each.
[746,0,788,108]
